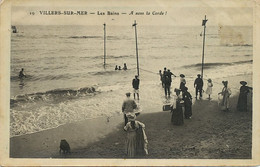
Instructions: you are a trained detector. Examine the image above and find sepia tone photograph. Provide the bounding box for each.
[1,0,260,166]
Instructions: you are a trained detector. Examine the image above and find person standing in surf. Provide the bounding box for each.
[123,63,128,70]
[122,92,138,125]
[132,75,140,100]
[194,74,204,99]
[19,68,26,79]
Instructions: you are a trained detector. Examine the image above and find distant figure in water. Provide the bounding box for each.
[115,65,118,70]
[171,88,184,125]
[194,74,203,99]
[124,113,148,158]
[164,75,171,97]
[159,70,164,87]
[167,69,176,87]
[179,74,186,92]
[132,75,140,100]
[205,79,213,100]
[118,66,122,70]
[218,81,231,112]
[182,87,192,119]
[123,63,128,70]
[237,81,252,112]
[19,68,26,79]
[122,92,137,125]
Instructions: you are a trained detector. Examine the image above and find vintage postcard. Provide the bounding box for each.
[0,0,260,166]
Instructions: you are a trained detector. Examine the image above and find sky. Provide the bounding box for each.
[10,0,253,26]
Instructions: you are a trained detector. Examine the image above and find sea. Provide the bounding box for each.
[10,25,253,137]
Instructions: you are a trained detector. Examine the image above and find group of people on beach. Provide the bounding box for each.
[115,63,127,70]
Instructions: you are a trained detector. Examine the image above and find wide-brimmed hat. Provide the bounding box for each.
[222,81,228,85]
[240,81,247,86]
[126,113,136,121]
[197,74,201,77]
[180,74,185,78]
[126,92,131,96]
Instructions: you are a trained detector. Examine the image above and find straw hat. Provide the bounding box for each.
[180,74,185,78]
[240,81,247,86]
[126,113,136,121]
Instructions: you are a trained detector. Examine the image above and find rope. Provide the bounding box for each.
[139,67,242,91]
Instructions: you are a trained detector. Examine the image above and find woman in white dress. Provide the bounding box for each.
[205,79,213,99]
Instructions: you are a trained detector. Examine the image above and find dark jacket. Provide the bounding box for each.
[132,78,140,89]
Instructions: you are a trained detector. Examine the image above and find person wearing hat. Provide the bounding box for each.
[132,75,140,100]
[237,81,252,112]
[171,88,184,125]
[179,74,186,92]
[205,79,213,100]
[122,92,137,125]
[218,81,232,111]
[164,75,171,97]
[124,113,148,157]
[182,86,193,119]
[194,74,204,99]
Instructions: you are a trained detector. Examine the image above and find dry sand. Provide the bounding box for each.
[10,74,252,159]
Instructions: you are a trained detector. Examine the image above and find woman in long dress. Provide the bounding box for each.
[205,79,213,99]
[179,74,186,92]
[218,81,231,111]
[124,113,148,158]
[182,87,192,119]
[171,88,184,125]
[237,81,252,112]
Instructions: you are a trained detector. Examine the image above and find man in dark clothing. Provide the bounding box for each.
[167,69,176,86]
[194,74,204,99]
[19,68,26,79]
[122,92,137,125]
[132,75,140,100]
[164,75,171,97]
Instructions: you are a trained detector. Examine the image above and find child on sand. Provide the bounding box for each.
[205,79,213,100]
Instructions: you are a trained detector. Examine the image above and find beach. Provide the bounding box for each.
[10,74,252,158]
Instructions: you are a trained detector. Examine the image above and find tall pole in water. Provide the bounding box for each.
[103,23,106,67]
[201,15,207,79]
[132,20,139,76]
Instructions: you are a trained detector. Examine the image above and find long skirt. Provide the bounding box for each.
[237,92,248,112]
[126,131,136,157]
[171,107,184,125]
[136,127,146,156]
[184,103,192,119]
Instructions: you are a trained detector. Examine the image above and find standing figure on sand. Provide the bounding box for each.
[122,92,137,125]
[237,81,252,112]
[179,74,186,92]
[218,81,232,112]
[194,74,204,99]
[171,88,184,125]
[205,79,213,100]
[124,113,148,158]
[182,87,192,119]
[132,75,140,100]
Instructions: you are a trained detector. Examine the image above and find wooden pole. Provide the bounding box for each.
[133,20,140,76]
[103,23,106,66]
[201,15,207,79]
